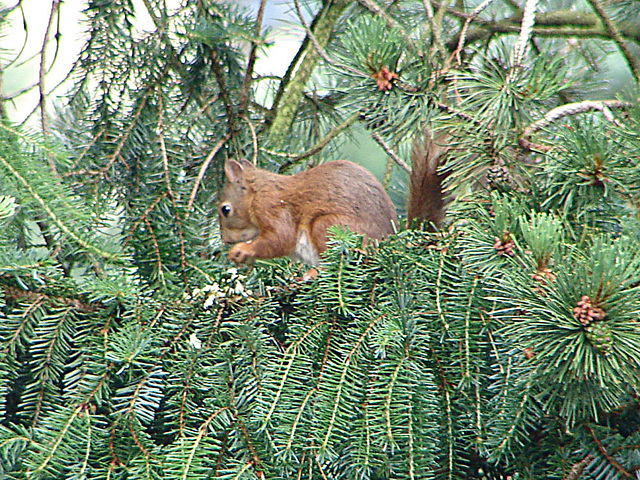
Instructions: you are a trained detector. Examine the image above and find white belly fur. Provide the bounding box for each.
[289,230,320,266]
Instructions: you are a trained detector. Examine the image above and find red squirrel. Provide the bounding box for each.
[218,132,447,265]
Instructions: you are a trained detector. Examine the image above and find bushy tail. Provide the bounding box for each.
[406,130,449,229]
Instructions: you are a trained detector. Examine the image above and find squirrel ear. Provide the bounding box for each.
[224,159,248,183]
[238,158,255,169]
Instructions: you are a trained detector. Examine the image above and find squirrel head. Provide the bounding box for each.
[218,159,260,245]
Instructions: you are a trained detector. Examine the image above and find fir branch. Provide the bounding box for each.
[0,153,121,263]
[320,315,382,452]
[587,426,631,478]
[100,94,148,177]
[259,321,328,431]
[179,407,230,479]
[31,403,85,477]
[125,191,169,245]
[144,217,165,288]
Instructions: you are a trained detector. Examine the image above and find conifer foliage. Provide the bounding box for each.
[0,0,640,478]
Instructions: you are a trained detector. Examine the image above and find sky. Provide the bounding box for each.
[1,0,304,123]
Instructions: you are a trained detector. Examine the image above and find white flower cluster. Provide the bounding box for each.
[188,267,252,309]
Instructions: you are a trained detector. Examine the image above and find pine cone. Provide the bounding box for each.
[584,321,613,355]
[486,165,511,191]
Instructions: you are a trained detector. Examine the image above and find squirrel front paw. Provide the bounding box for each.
[228,242,254,264]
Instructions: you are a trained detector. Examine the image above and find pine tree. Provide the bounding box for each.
[0,0,639,478]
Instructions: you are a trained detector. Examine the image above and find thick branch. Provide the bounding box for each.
[267,0,351,150]
[444,9,640,50]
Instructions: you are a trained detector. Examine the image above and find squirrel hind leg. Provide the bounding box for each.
[290,228,321,266]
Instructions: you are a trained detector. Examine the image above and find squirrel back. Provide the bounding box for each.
[218,135,447,265]
[218,159,397,265]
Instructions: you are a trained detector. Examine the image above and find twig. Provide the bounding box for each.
[277,112,359,172]
[209,46,237,135]
[453,0,495,65]
[371,131,410,174]
[239,0,267,113]
[587,426,631,478]
[292,0,342,70]
[422,0,447,60]
[3,2,29,71]
[156,94,188,286]
[357,0,420,54]
[39,0,61,176]
[291,0,365,80]
[586,0,640,82]
[186,134,230,215]
[243,115,259,165]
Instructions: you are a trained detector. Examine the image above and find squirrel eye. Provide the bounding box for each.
[220,204,232,217]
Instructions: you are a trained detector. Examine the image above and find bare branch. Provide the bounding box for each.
[39,0,61,176]
[586,0,640,82]
[276,112,360,172]
[453,0,495,65]
[371,131,410,174]
[186,134,230,215]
